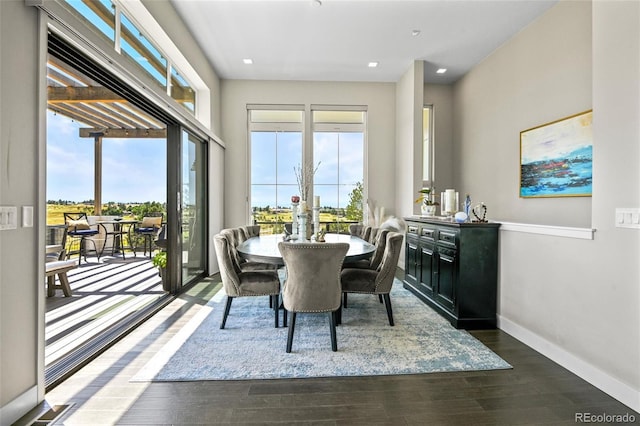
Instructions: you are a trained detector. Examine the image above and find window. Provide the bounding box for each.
[249,108,304,234]
[423,105,434,187]
[312,108,366,231]
[62,0,201,119]
[170,66,195,113]
[248,106,366,234]
[63,0,115,43]
[120,13,167,90]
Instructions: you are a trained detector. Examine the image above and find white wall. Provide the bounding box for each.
[424,84,454,198]
[0,2,40,423]
[453,0,639,410]
[220,80,396,229]
[395,61,424,220]
[454,1,592,228]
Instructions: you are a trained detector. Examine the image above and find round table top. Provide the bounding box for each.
[236,233,376,266]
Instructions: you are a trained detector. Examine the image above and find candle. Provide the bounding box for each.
[314,195,320,207]
[445,189,456,214]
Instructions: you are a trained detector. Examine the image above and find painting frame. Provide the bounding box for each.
[520,110,593,198]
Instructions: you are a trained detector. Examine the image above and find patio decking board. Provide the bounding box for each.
[45,254,166,369]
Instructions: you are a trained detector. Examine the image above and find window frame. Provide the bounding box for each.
[422,104,435,188]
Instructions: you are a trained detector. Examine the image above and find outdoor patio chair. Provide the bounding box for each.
[133,213,163,257]
[63,212,100,264]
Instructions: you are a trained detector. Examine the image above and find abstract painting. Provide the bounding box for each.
[520,110,592,198]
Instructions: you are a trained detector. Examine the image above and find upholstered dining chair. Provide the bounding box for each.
[349,223,364,236]
[133,213,163,257]
[63,212,100,264]
[214,232,281,329]
[243,225,261,238]
[222,228,278,272]
[348,224,372,242]
[278,242,349,353]
[340,232,404,326]
[344,228,390,271]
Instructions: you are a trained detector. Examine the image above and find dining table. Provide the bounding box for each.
[96,219,138,258]
[236,233,376,266]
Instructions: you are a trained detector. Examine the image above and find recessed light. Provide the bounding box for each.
[368,62,379,68]
[243,58,253,65]
[312,0,322,6]
[436,68,447,74]
[412,30,421,37]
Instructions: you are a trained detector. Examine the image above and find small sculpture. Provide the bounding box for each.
[315,229,326,242]
[472,202,488,223]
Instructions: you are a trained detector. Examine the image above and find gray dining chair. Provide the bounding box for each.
[243,225,261,238]
[340,232,404,326]
[278,242,349,352]
[214,232,281,329]
[349,224,372,242]
[344,228,390,271]
[221,228,278,272]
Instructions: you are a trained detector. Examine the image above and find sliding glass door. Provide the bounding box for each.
[181,130,207,284]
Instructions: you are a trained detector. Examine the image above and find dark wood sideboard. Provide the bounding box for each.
[403,217,500,329]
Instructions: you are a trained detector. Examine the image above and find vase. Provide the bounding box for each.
[421,203,436,216]
[159,267,170,291]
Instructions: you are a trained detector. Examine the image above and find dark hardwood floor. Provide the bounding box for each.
[43,278,638,425]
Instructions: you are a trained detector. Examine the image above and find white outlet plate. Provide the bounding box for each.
[615,208,640,229]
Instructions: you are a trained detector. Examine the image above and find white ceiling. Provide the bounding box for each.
[169,0,557,84]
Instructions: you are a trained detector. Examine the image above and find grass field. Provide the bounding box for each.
[47,203,136,225]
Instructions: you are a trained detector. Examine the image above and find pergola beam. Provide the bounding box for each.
[48,85,194,103]
[79,128,167,138]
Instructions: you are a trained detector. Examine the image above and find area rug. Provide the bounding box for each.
[132,279,511,382]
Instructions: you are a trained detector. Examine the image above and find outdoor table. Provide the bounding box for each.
[96,219,138,258]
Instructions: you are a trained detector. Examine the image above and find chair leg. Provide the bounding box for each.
[283,306,288,328]
[220,296,233,329]
[273,294,279,328]
[286,312,297,353]
[383,293,394,326]
[343,292,348,308]
[329,312,337,352]
[379,294,383,303]
[335,304,342,325]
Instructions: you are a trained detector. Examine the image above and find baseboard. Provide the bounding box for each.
[498,315,640,413]
[0,385,38,426]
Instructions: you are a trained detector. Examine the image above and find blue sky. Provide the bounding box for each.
[47,110,167,203]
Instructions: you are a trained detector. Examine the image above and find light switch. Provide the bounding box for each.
[22,206,34,227]
[0,206,18,230]
[616,208,640,229]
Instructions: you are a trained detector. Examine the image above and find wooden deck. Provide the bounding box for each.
[45,253,167,373]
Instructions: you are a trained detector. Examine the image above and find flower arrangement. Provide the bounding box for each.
[415,187,439,206]
[293,162,321,202]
